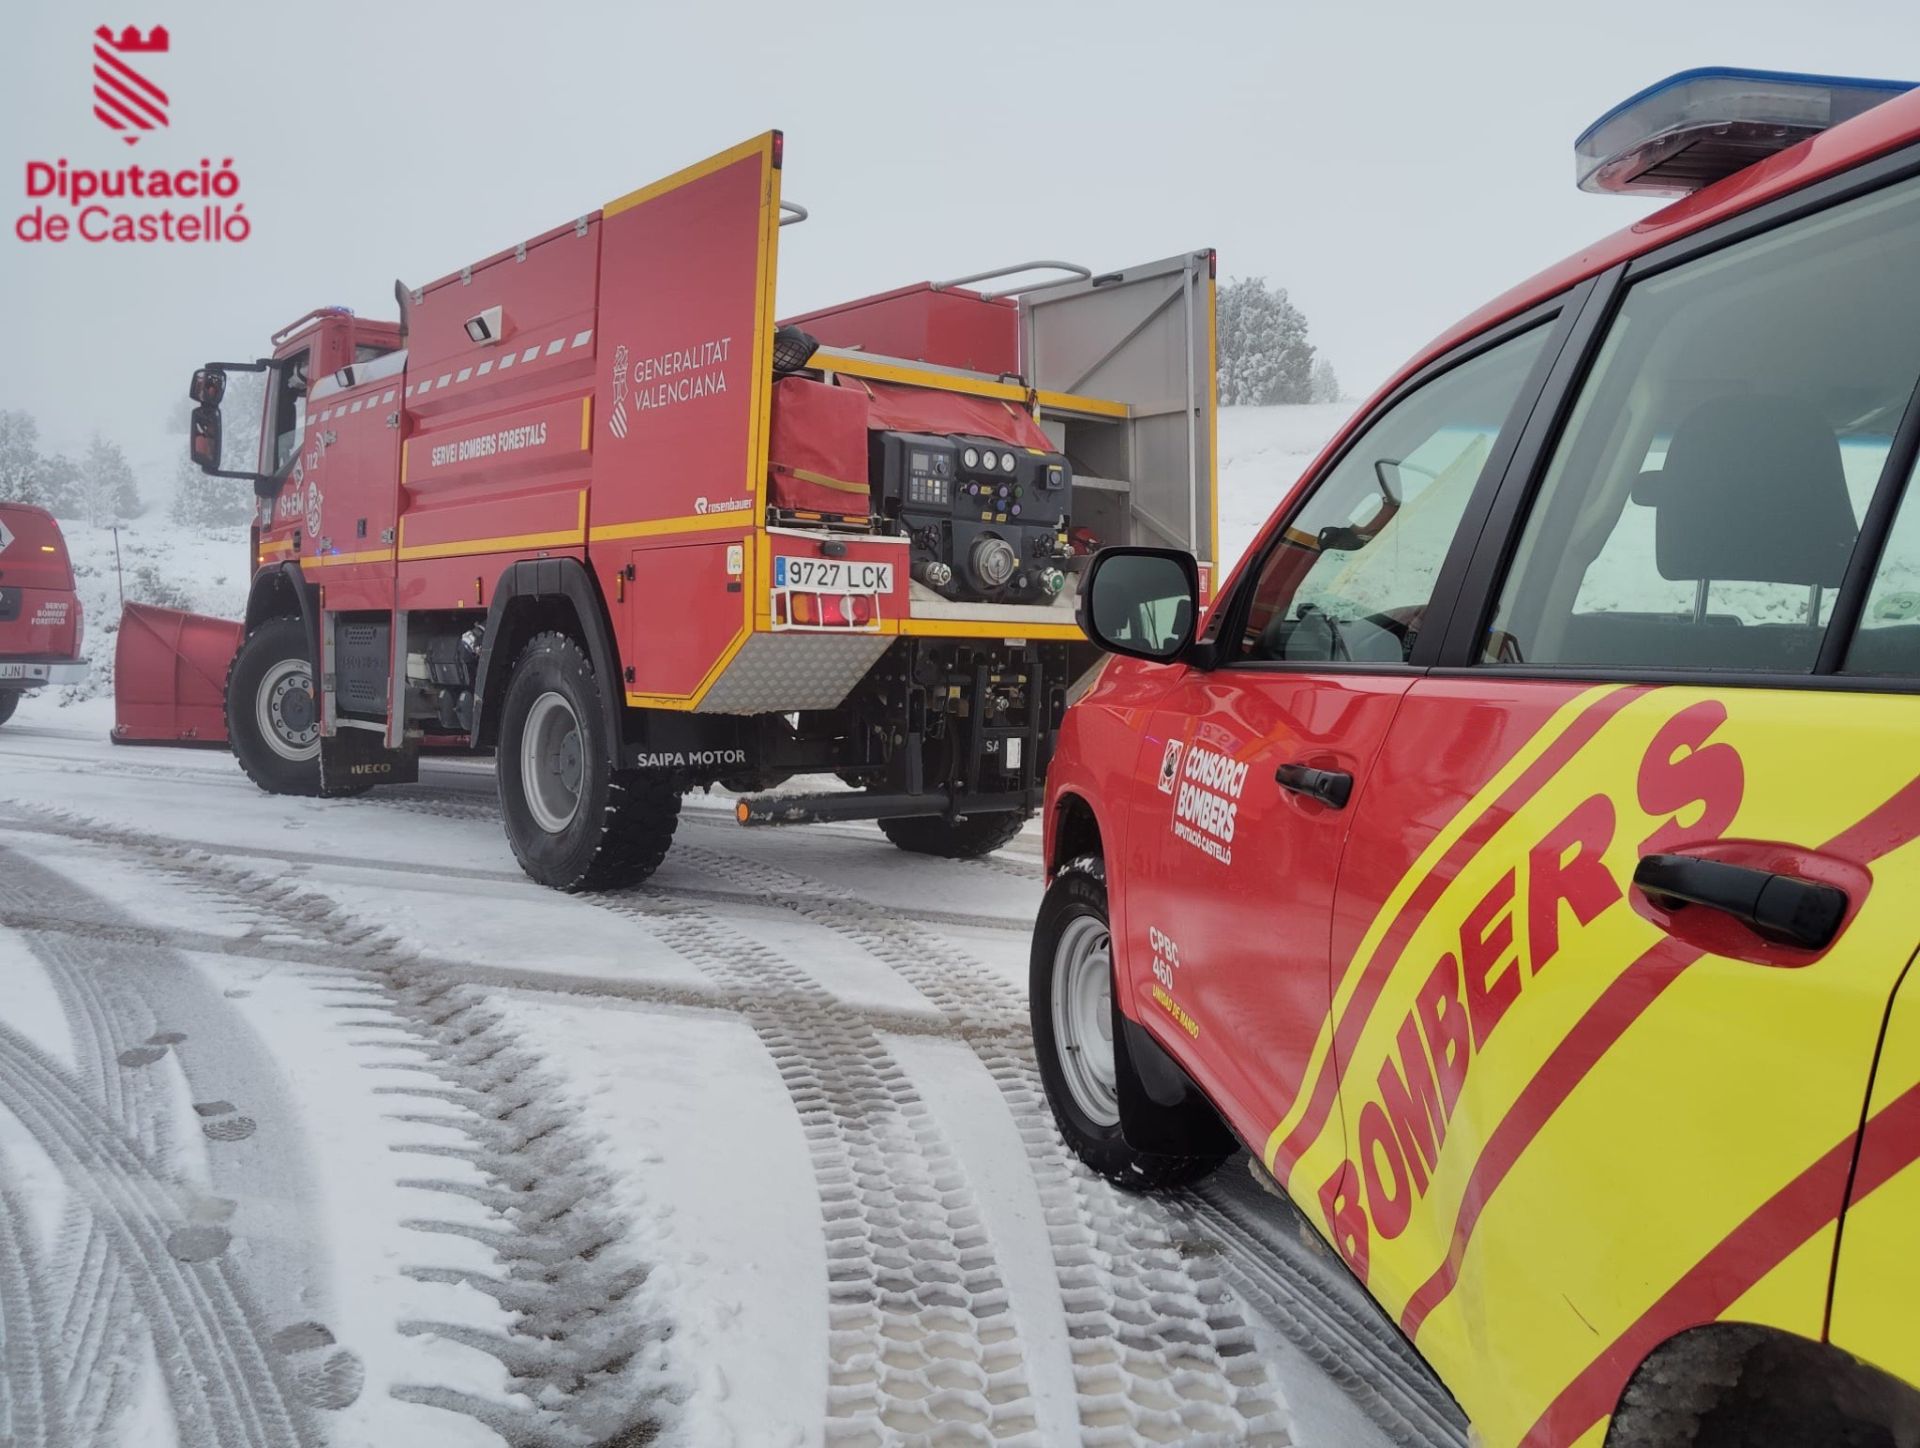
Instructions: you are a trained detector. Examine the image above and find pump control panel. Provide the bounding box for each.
[874,431,1073,604]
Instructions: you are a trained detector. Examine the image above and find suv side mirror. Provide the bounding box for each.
[1078,546,1200,663]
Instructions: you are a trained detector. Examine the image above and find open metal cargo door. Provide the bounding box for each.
[1019,250,1218,581]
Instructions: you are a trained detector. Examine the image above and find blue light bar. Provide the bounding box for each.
[1577,67,1917,196]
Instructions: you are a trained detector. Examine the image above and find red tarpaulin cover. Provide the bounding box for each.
[848,376,1053,451]
[767,376,872,514]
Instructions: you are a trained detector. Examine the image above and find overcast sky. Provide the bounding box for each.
[5,0,1918,485]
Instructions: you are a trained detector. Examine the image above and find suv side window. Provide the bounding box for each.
[1846,462,1920,674]
[1486,175,1920,672]
[1236,325,1550,664]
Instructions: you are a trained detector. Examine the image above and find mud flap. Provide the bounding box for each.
[1112,1009,1237,1158]
[320,728,418,793]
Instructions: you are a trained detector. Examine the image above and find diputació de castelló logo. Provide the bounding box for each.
[93,23,169,144]
[14,23,252,245]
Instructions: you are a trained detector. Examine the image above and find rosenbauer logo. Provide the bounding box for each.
[93,25,169,144]
[14,24,252,247]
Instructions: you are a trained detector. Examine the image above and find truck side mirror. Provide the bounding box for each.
[189,404,222,473]
[1078,546,1199,663]
[189,365,227,406]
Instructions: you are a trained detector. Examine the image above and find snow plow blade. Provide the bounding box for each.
[111,602,241,746]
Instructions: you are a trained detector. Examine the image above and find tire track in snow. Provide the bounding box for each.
[1,807,674,1446]
[680,842,1468,1446]
[673,844,1293,1446]
[585,885,1046,1443]
[0,806,1030,935]
[0,1019,317,1448]
[0,899,1024,1044]
[0,846,351,1439]
[0,873,157,1440]
[0,1168,66,1448]
[1180,1174,1468,1447]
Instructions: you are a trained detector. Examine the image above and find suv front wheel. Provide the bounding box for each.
[1031,854,1228,1190]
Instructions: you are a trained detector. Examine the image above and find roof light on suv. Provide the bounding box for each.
[1576,67,1916,197]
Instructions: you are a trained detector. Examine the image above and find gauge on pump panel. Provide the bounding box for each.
[999,451,1016,472]
[962,447,979,468]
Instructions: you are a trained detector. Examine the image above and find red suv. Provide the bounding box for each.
[1035,69,1920,1448]
[0,503,88,725]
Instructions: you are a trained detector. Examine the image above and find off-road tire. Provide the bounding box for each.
[1031,854,1229,1191]
[497,631,679,891]
[880,809,1026,858]
[227,615,325,797]
[0,691,17,727]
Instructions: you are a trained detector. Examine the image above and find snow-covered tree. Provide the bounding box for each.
[0,410,45,506]
[79,434,140,524]
[1217,277,1316,406]
[1309,357,1341,405]
[36,453,83,518]
[171,451,254,529]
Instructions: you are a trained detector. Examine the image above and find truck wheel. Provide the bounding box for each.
[1032,855,1228,1191]
[497,632,679,891]
[227,616,323,796]
[879,810,1025,858]
[0,691,16,727]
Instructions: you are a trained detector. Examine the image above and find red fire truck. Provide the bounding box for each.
[169,132,1218,888]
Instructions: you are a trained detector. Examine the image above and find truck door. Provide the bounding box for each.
[1317,176,1920,1448]
[1114,317,1556,1150]
[1020,251,1221,589]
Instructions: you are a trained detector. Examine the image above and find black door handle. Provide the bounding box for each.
[1633,854,1848,950]
[1276,763,1353,809]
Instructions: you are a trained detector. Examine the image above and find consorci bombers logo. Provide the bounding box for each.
[14,23,252,246]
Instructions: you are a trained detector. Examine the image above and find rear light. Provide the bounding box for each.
[786,591,875,627]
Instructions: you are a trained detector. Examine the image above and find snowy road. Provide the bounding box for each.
[0,703,1466,1448]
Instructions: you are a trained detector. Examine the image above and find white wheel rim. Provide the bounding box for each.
[520,691,584,833]
[255,657,319,762]
[1051,914,1119,1127]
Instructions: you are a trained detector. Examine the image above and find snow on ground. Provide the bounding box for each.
[0,712,1456,1448]
[0,404,1475,1448]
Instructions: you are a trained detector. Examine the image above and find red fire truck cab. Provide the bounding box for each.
[179,133,1218,888]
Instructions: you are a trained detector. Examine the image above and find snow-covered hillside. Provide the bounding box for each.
[52,514,250,705]
[1217,402,1351,571]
